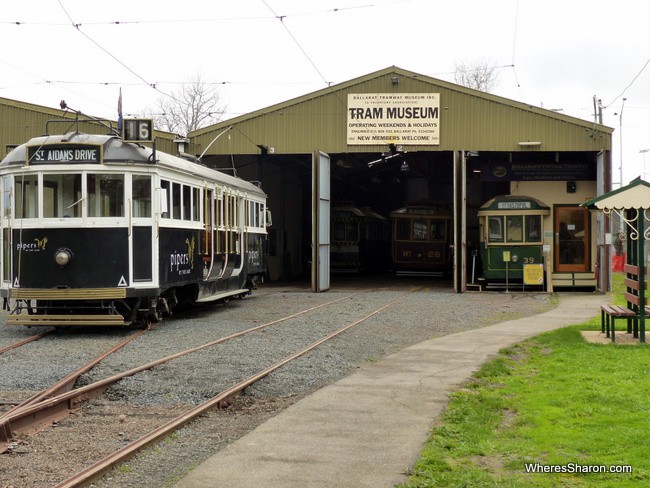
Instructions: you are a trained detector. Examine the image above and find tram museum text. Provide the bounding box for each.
[348,106,439,120]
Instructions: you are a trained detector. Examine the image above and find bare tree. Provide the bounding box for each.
[454,59,501,93]
[150,73,227,136]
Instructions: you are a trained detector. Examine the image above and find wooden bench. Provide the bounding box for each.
[601,263,648,342]
[600,304,635,341]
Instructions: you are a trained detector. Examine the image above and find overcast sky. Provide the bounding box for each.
[1,0,648,184]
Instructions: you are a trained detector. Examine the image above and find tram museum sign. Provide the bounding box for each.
[347,93,440,146]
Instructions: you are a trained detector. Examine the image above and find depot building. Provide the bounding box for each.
[1,66,614,292]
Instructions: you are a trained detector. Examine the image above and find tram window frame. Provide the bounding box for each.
[395,218,410,241]
[172,183,181,220]
[43,174,82,218]
[525,215,542,243]
[160,180,170,218]
[182,185,191,221]
[88,174,125,218]
[487,216,504,243]
[132,175,152,218]
[2,176,11,220]
[412,219,429,241]
[430,219,446,242]
[506,215,523,243]
[14,174,39,219]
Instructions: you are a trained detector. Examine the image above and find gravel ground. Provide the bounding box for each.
[0,277,556,487]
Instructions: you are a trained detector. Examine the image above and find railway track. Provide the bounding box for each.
[0,327,153,452]
[0,291,358,452]
[55,288,417,487]
[0,330,53,355]
[0,287,416,486]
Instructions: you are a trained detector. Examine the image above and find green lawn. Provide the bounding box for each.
[399,275,650,487]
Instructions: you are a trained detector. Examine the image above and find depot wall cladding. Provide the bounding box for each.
[190,66,612,157]
[0,97,178,156]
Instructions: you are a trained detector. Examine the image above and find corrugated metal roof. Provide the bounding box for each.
[0,97,179,155]
[190,66,613,156]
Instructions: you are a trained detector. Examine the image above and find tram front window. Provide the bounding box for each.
[430,221,446,241]
[412,219,428,240]
[88,174,124,217]
[43,174,82,218]
[15,175,39,218]
[506,216,523,242]
[488,217,503,242]
[525,215,541,242]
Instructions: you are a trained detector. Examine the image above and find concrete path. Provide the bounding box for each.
[174,293,607,488]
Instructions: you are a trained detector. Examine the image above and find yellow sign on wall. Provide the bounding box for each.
[523,264,544,285]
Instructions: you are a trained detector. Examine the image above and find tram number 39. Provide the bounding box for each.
[123,119,154,143]
[523,257,535,264]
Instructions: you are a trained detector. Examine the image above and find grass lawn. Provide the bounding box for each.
[399,274,650,487]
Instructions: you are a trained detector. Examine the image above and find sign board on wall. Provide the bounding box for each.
[347,93,440,145]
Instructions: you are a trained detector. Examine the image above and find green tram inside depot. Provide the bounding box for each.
[477,195,550,288]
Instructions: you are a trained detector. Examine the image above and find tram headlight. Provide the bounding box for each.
[54,248,73,267]
[511,254,519,263]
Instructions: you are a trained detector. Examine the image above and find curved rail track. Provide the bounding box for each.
[54,288,417,487]
[0,290,368,453]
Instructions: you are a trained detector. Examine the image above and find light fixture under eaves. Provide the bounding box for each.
[518,141,542,147]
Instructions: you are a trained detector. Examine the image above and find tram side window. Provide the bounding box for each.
[193,187,200,221]
[43,174,82,218]
[132,175,151,218]
[506,215,523,242]
[182,185,191,221]
[488,216,504,242]
[2,177,10,219]
[88,174,124,217]
[525,215,541,242]
[14,175,39,218]
[160,180,170,218]
[172,183,181,219]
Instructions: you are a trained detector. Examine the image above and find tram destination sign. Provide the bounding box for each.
[28,144,102,164]
[347,93,440,146]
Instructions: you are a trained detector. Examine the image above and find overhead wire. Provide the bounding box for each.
[605,56,650,108]
[56,0,184,109]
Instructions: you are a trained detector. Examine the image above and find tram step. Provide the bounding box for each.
[5,314,127,327]
[195,288,250,303]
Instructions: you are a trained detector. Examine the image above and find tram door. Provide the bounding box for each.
[202,188,214,279]
[554,205,590,272]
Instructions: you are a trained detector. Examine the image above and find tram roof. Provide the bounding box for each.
[0,132,266,197]
[478,195,551,214]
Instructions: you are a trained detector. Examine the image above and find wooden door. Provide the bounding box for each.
[554,205,590,272]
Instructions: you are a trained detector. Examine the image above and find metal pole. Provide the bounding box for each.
[619,98,627,188]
